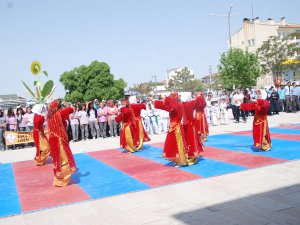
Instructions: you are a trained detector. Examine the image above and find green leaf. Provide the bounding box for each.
[44,86,56,101]
[41,80,54,98]
[43,71,48,77]
[22,80,37,100]
[34,81,37,86]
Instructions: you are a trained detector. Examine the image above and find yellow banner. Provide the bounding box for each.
[5,131,34,145]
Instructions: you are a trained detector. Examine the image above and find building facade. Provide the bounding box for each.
[0,94,26,109]
[230,17,300,86]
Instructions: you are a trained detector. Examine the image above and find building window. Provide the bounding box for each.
[248,39,255,46]
[278,32,287,39]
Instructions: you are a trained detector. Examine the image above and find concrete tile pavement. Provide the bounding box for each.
[1,161,300,224]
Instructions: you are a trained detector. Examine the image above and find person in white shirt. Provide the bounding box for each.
[205,92,213,125]
[70,106,80,142]
[146,103,159,134]
[210,101,219,126]
[87,102,100,139]
[159,109,169,133]
[284,82,292,112]
[24,107,34,131]
[140,107,149,131]
[79,104,88,140]
[290,82,299,112]
[219,99,228,125]
[154,108,162,134]
[232,89,245,123]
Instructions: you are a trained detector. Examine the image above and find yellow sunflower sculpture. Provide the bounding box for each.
[22,60,56,104]
[30,60,42,75]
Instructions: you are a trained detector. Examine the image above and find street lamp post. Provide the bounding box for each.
[228,4,233,48]
[209,3,239,49]
[152,75,157,95]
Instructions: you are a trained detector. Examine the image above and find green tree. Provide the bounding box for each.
[218,48,261,89]
[256,33,299,85]
[168,67,194,91]
[60,61,126,102]
[185,80,204,92]
[131,82,153,96]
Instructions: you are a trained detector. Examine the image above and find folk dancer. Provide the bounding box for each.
[32,104,51,166]
[154,93,188,167]
[194,92,209,142]
[240,90,272,151]
[130,102,151,150]
[115,100,137,153]
[181,92,204,165]
[47,100,76,186]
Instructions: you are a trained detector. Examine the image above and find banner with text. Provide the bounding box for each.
[5,131,34,145]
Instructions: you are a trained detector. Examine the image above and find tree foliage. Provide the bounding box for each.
[59,61,126,102]
[130,82,153,96]
[168,67,195,91]
[185,80,204,92]
[256,33,300,84]
[218,48,261,89]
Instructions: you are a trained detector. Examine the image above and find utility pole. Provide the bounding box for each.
[152,75,157,95]
[228,4,233,48]
[209,65,212,91]
[251,0,254,20]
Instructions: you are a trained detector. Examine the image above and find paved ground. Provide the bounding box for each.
[0,111,300,225]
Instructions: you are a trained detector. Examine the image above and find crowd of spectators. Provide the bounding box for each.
[0,81,299,151]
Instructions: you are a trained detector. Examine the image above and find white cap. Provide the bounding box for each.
[180,92,192,102]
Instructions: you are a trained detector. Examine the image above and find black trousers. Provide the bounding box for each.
[233,105,245,122]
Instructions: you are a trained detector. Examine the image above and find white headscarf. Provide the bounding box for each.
[180,92,192,102]
[32,104,45,115]
[260,89,268,100]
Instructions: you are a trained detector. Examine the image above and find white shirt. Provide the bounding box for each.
[219,102,227,110]
[290,86,299,96]
[211,105,219,114]
[70,111,80,125]
[79,110,88,124]
[232,93,244,106]
[88,109,97,122]
[284,86,291,96]
[24,113,34,127]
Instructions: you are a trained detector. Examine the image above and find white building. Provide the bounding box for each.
[166,67,194,84]
[230,17,300,86]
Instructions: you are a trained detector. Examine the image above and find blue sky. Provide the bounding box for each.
[1,0,299,98]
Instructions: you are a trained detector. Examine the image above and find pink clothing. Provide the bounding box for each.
[107,106,118,125]
[23,113,34,127]
[6,116,17,131]
[17,115,27,128]
[97,107,108,123]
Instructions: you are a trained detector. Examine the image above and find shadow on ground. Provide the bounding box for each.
[173,184,300,225]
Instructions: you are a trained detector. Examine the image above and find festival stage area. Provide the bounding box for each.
[1,124,300,218]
